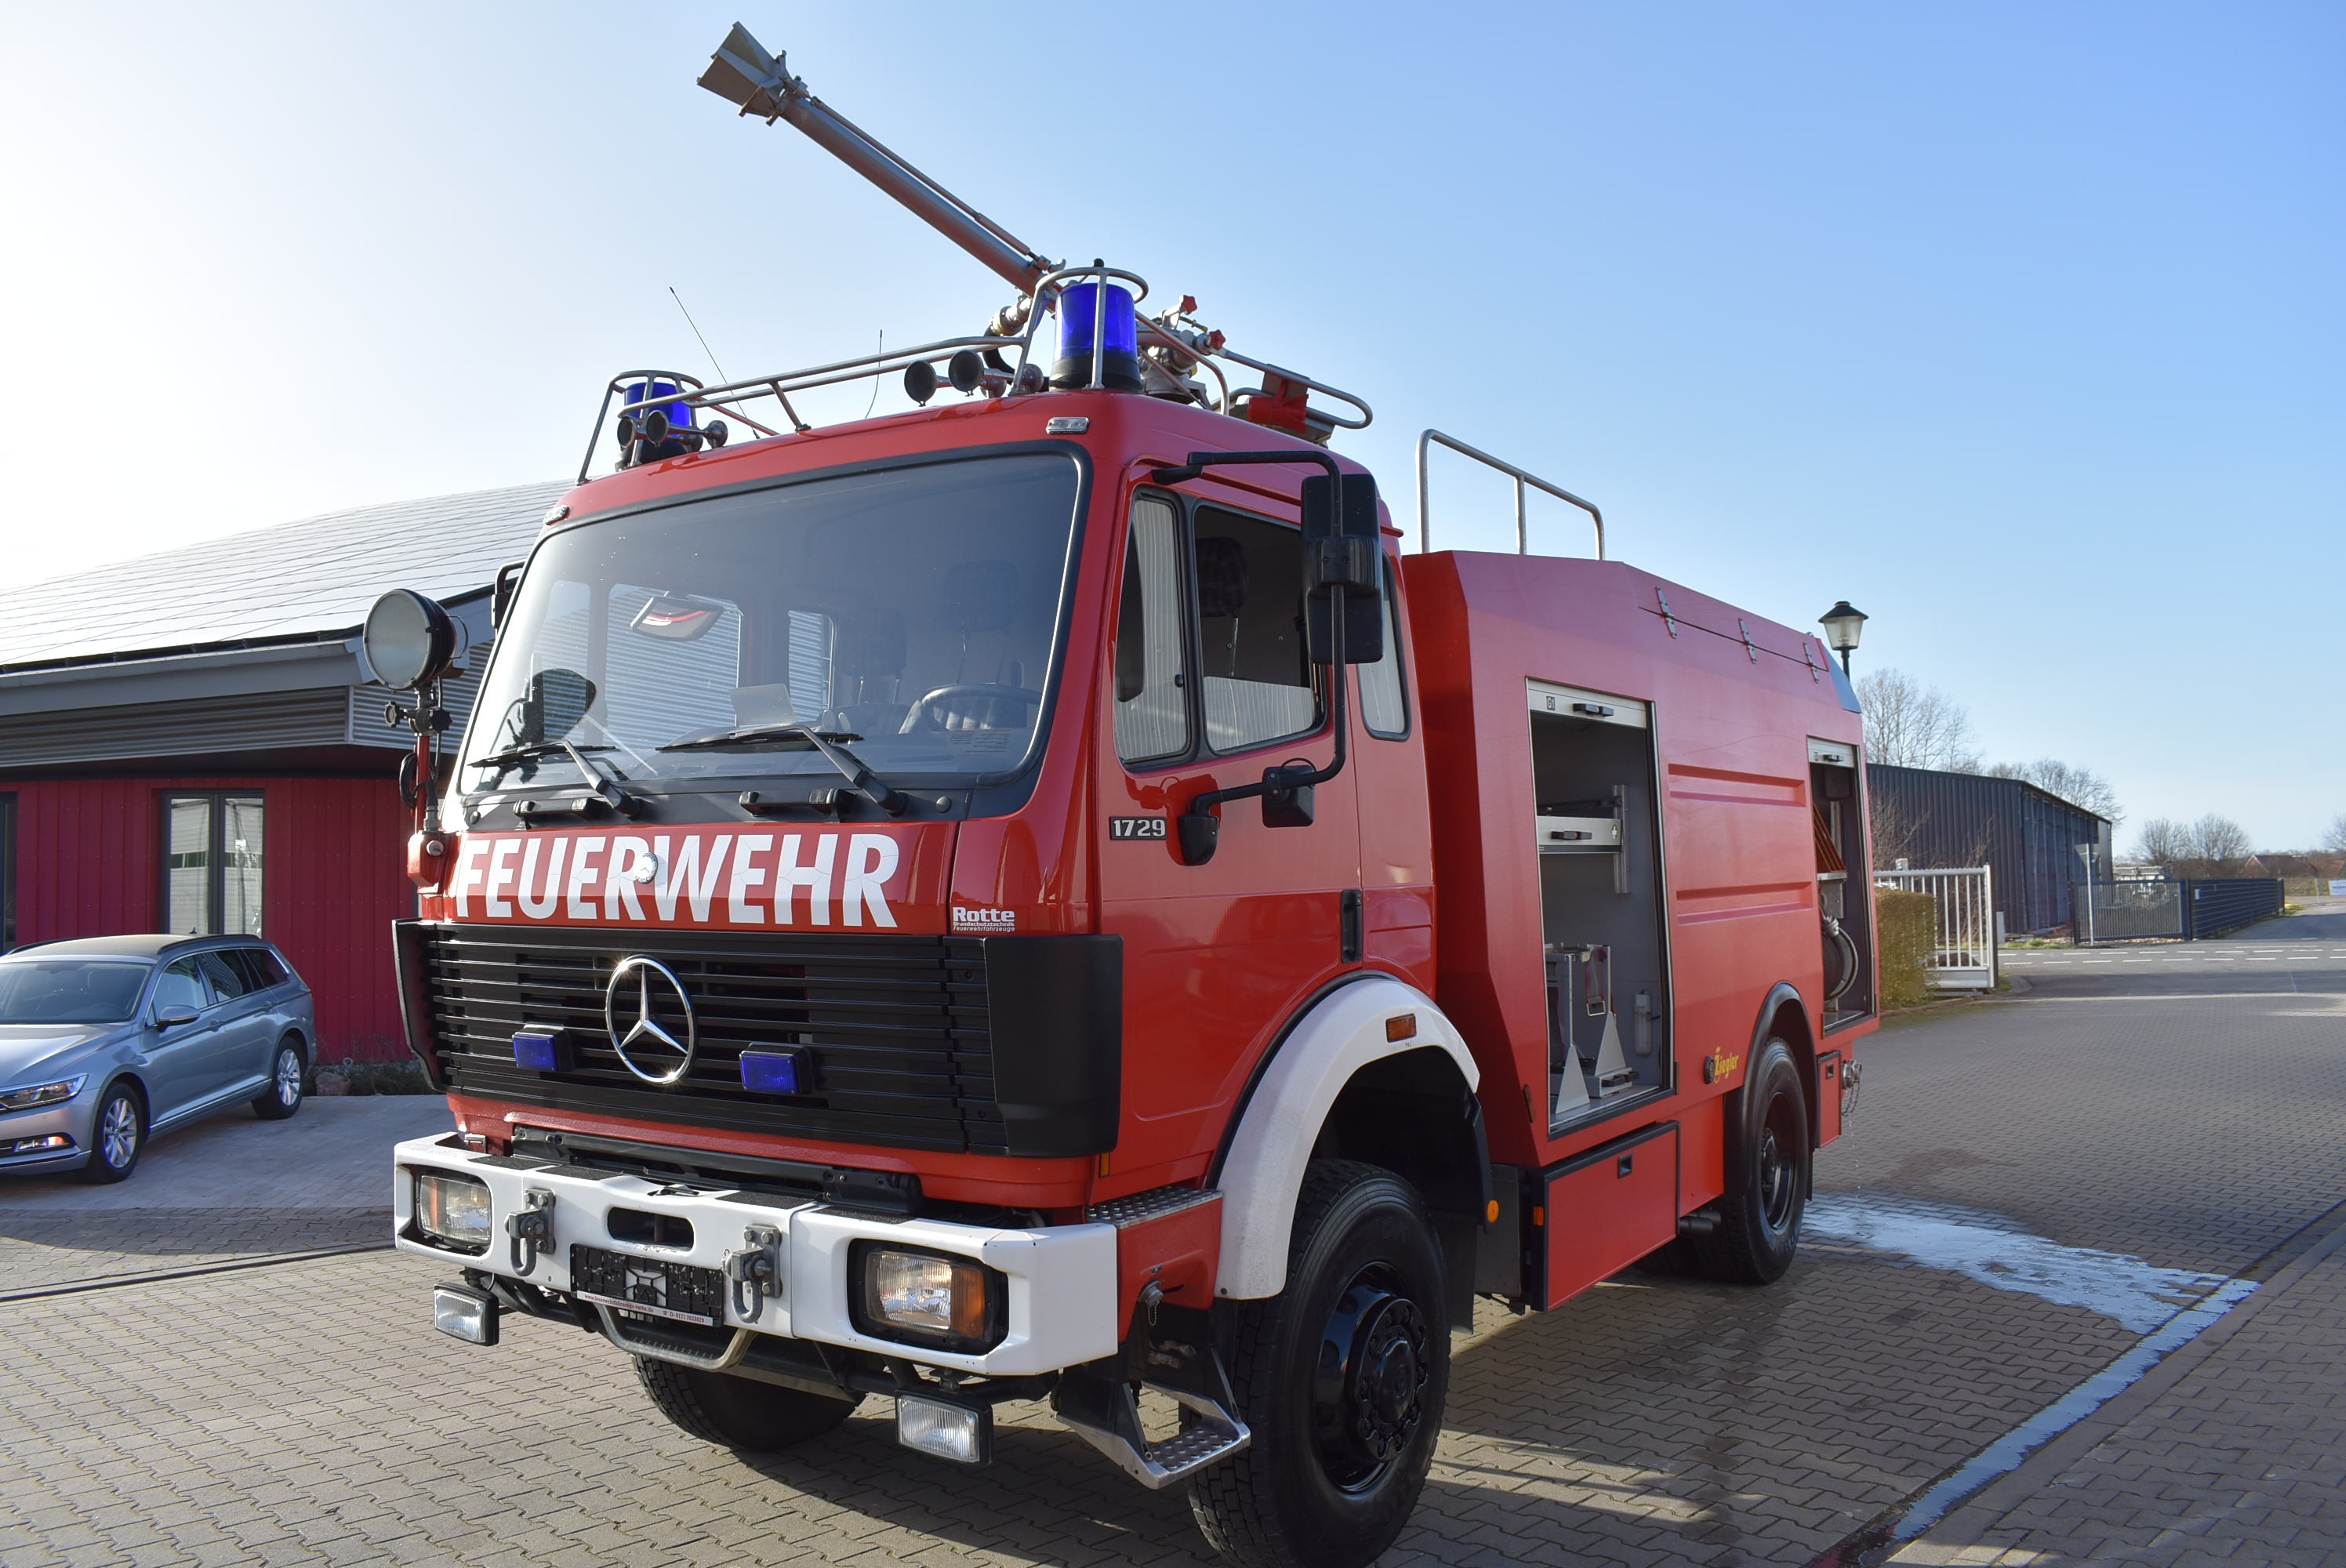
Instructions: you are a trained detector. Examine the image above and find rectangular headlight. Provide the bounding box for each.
[853,1244,1002,1350]
[432,1282,499,1345]
[412,1169,493,1253]
[0,1075,86,1112]
[895,1393,990,1465]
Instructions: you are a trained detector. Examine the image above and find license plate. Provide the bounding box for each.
[569,1244,724,1326]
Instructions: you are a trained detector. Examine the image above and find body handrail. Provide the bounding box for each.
[1414,429,1603,558]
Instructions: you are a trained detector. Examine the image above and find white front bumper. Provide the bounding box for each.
[391,1134,1118,1377]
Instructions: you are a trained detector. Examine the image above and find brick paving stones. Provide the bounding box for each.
[2,934,2342,1566]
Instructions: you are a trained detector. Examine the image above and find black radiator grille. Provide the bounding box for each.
[418,924,1004,1153]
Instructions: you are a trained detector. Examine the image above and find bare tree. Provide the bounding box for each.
[2322,814,2346,855]
[2192,814,2252,872]
[1857,668,1982,771]
[2134,814,2253,877]
[1985,758,2123,825]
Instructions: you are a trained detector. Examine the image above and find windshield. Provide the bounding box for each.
[458,452,1084,800]
[0,960,151,1024]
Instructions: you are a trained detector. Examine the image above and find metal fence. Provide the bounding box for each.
[2186,878,2286,938]
[2069,877,2285,943]
[1874,866,1998,990]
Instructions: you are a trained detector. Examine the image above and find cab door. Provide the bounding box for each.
[1095,481,1362,1180]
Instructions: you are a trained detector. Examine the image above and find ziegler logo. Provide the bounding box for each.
[1109,816,1168,840]
[1702,1050,1745,1084]
[951,906,1018,933]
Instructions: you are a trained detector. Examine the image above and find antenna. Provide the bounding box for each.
[668,287,728,382]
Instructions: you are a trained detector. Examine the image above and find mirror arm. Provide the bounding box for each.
[1148,451,1357,864]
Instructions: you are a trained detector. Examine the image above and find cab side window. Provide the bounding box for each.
[1193,506,1318,754]
[1356,558,1409,739]
[154,958,212,1014]
[1113,495,1192,764]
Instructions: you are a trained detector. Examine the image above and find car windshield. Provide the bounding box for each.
[0,959,152,1023]
[456,452,1084,800]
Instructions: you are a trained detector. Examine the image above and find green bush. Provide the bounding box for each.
[1876,887,1938,1010]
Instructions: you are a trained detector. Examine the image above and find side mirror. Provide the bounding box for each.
[154,1005,200,1030]
[521,668,597,745]
[364,589,461,691]
[490,560,527,630]
[1299,473,1385,664]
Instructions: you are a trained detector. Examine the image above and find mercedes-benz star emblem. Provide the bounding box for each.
[604,956,697,1085]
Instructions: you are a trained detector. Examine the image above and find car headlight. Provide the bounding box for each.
[0,1075,85,1112]
[852,1243,1003,1352]
[411,1169,493,1253]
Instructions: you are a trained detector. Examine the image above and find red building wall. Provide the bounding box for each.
[8,775,413,1062]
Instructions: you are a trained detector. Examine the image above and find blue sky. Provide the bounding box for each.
[3,4,2337,845]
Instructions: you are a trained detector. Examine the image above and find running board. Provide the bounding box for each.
[1052,1363,1250,1489]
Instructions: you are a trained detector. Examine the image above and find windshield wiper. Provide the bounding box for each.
[659,724,906,816]
[468,740,639,815]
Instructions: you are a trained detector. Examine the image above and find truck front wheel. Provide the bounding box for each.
[1189,1160,1448,1568]
[634,1356,861,1452]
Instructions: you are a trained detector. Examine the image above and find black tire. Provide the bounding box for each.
[251,1038,305,1120]
[76,1082,144,1184]
[1189,1160,1449,1568]
[634,1356,861,1452]
[1691,1038,1810,1284]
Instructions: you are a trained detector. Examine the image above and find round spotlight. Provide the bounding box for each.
[363,590,459,691]
[902,361,939,405]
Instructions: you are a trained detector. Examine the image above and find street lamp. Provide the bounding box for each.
[1818,601,1868,674]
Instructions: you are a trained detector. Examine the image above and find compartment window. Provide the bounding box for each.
[1114,494,1191,764]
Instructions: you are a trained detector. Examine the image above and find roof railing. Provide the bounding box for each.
[1414,428,1603,558]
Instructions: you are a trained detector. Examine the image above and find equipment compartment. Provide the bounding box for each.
[1538,1122,1679,1308]
[1528,681,1671,1131]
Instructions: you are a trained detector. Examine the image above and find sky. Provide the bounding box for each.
[2,3,2338,847]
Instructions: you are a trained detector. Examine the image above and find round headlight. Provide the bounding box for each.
[363,589,458,691]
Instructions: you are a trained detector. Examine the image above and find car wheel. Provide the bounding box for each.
[76,1083,145,1184]
[251,1039,305,1120]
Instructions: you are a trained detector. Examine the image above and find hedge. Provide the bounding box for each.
[1876,887,1938,1010]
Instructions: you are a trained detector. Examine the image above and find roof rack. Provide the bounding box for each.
[1415,429,1604,558]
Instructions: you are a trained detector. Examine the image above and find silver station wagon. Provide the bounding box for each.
[0,934,318,1182]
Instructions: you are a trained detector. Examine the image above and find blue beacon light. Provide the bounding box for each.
[1050,281,1142,392]
[620,379,697,459]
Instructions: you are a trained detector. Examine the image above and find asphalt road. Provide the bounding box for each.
[3,912,2343,1568]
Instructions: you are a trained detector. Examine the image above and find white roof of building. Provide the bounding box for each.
[1,481,567,671]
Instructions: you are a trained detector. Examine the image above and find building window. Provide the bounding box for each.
[162,793,265,936]
[0,793,15,951]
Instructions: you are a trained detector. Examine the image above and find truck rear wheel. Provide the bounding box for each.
[1692,1037,1809,1284]
[1189,1160,1447,1568]
[634,1356,861,1452]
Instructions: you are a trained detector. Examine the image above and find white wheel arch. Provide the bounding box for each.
[1212,976,1479,1300]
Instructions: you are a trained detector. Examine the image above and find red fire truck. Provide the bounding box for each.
[377,26,1876,1568]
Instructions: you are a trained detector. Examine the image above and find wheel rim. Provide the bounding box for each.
[275,1049,302,1105]
[1756,1091,1802,1234]
[99,1096,138,1168]
[1309,1263,1432,1494]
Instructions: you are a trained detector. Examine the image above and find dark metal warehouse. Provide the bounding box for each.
[1866,764,2113,936]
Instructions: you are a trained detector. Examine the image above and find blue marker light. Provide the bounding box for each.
[741,1048,812,1095]
[1051,281,1142,392]
[512,1028,573,1073]
[619,379,697,459]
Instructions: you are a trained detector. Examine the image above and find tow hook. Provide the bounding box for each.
[726,1224,783,1322]
[506,1189,555,1275]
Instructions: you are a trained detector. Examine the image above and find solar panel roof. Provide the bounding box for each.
[1,481,568,672]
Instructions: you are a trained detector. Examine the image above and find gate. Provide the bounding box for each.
[2074,878,2185,942]
[1873,866,1997,990]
